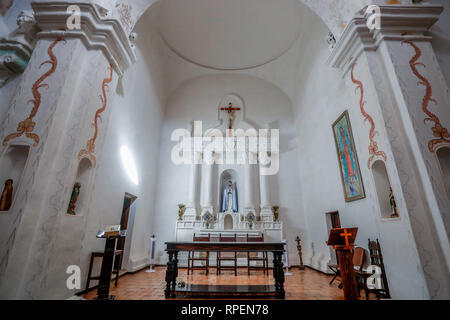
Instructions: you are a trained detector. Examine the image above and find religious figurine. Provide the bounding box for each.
[221,180,238,213]
[338,127,358,195]
[177,204,186,221]
[220,102,241,136]
[67,182,81,215]
[272,206,279,222]
[389,188,399,218]
[295,236,305,270]
[0,179,13,211]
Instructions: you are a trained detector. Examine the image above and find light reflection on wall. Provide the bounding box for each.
[120,146,139,185]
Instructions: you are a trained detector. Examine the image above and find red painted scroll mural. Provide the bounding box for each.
[2,37,65,147]
[78,65,113,167]
[0,0,14,16]
[351,63,387,168]
[402,37,450,152]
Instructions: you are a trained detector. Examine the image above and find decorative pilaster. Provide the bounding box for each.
[31,1,136,76]
[328,4,450,299]
[0,2,135,299]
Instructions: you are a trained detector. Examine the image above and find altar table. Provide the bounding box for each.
[164,241,285,298]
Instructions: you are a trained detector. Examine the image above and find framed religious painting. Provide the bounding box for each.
[332,111,365,202]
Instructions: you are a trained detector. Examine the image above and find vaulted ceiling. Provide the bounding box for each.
[158,0,304,70]
[116,0,412,41]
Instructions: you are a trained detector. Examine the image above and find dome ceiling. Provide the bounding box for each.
[158,0,304,70]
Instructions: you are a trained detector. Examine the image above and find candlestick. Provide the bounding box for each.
[295,236,305,270]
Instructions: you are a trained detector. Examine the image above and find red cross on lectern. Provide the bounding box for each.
[340,228,352,247]
[220,102,240,136]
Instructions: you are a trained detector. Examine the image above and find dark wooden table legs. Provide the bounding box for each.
[272,251,285,299]
[96,236,117,300]
[165,250,179,298]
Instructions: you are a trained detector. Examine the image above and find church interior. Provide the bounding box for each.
[0,0,449,301]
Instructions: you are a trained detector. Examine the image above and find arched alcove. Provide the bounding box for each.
[0,144,30,212]
[67,158,93,216]
[372,160,398,219]
[224,214,233,229]
[436,146,450,197]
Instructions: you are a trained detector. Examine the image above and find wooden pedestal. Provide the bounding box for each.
[336,247,358,300]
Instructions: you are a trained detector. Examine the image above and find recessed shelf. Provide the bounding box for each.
[0,145,31,213]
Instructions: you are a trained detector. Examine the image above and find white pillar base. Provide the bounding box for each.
[261,207,274,222]
[183,206,198,221]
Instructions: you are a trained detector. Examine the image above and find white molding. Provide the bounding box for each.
[327,5,443,74]
[31,1,136,76]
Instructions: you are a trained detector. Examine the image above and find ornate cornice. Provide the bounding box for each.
[31,1,136,76]
[327,5,443,74]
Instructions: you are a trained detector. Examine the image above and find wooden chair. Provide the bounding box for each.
[328,257,341,287]
[366,239,391,299]
[246,234,268,275]
[352,246,367,297]
[328,246,365,290]
[85,250,123,293]
[187,233,210,275]
[326,211,341,286]
[217,233,237,276]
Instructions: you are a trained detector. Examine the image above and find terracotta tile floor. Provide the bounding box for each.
[83,267,354,300]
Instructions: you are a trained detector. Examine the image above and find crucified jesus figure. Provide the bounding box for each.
[220,102,241,135]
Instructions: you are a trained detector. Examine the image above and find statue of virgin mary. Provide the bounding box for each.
[221,180,238,213]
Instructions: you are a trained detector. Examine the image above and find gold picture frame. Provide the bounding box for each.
[332,111,366,202]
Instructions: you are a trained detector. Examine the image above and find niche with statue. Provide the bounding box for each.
[67,157,93,216]
[0,145,31,212]
[371,160,399,219]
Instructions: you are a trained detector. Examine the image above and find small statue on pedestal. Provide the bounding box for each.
[272,206,279,222]
[177,204,186,221]
[0,179,13,211]
[389,187,399,218]
[67,182,81,215]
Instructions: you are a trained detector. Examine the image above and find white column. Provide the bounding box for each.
[201,152,215,218]
[185,152,201,220]
[260,162,273,221]
[244,151,257,215]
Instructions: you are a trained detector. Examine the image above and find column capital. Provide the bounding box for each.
[31,1,136,76]
[327,5,443,74]
[0,10,39,86]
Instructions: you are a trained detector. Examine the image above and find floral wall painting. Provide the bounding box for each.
[0,0,13,16]
[332,110,366,202]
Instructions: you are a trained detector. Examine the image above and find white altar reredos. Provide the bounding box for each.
[175,94,283,244]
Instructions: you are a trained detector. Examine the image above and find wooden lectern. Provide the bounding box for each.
[95,227,126,300]
[327,227,358,300]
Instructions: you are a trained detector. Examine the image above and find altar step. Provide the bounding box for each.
[174,284,279,298]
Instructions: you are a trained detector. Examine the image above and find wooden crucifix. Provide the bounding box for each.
[220,102,240,136]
